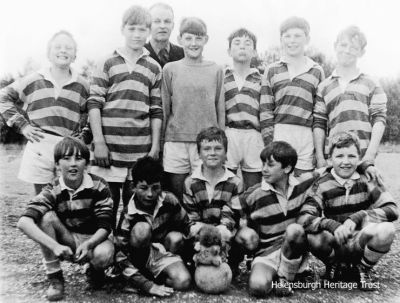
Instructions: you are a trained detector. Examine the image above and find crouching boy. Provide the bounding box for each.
[298,132,398,290]
[17,137,114,301]
[114,156,191,297]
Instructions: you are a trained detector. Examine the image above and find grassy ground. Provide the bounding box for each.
[1,144,400,303]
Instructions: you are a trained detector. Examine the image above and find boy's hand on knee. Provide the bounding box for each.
[217,225,232,244]
[148,284,174,297]
[93,141,111,167]
[75,241,91,263]
[53,244,73,261]
[334,220,355,245]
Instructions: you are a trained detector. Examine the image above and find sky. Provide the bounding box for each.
[1,0,399,78]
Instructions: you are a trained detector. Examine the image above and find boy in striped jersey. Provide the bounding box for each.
[17,137,114,301]
[313,26,387,167]
[183,127,258,275]
[242,141,317,297]
[298,132,398,290]
[88,6,163,224]
[115,156,191,297]
[0,30,89,195]
[224,28,263,190]
[261,17,325,177]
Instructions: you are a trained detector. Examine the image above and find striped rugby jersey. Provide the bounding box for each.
[22,173,113,234]
[116,191,190,244]
[241,173,318,256]
[261,58,325,144]
[87,48,162,168]
[313,71,387,157]
[183,166,243,231]
[0,68,89,136]
[298,169,398,234]
[224,67,263,131]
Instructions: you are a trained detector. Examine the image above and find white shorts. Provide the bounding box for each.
[18,133,63,184]
[274,124,314,171]
[163,142,202,174]
[252,248,308,272]
[90,165,132,183]
[225,128,263,172]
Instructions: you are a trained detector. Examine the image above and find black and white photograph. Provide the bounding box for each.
[0,0,399,302]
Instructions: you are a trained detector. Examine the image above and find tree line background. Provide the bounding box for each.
[1,47,399,144]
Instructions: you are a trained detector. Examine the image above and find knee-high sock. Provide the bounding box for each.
[277,252,302,281]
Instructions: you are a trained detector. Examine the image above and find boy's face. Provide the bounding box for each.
[335,36,364,67]
[280,28,309,58]
[178,33,208,60]
[228,35,256,63]
[48,34,76,68]
[134,180,162,209]
[56,151,87,189]
[199,140,226,169]
[150,7,174,43]
[262,156,291,185]
[122,23,150,51]
[331,144,360,179]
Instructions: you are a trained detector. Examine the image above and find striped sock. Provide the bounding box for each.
[43,258,62,274]
[277,253,302,281]
[361,245,387,268]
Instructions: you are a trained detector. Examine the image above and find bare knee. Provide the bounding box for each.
[249,272,273,297]
[39,211,59,229]
[91,240,115,269]
[308,231,335,257]
[129,222,152,248]
[164,231,184,254]
[371,222,396,247]
[285,223,306,243]
[235,227,259,252]
[166,263,192,290]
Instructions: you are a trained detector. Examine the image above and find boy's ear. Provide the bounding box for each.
[177,35,182,46]
[359,48,366,57]
[204,35,209,44]
[283,165,293,175]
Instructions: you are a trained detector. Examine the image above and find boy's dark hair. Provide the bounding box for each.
[228,28,257,49]
[260,141,297,174]
[196,127,228,153]
[328,131,361,156]
[122,5,152,28]
[179,17,207,36]
[54,136,90,164]
[280,16,310,37]
[131,156,164,185]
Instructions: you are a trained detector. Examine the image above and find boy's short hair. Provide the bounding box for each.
[179,17,207,36]
[122,5,152,28]
[131,156,164,185]
[196,127,228,153]
[328,131,361,156]
[47,30,77,56]
[54,136,90,164]
[228,28,257,49]
[335,25,367,50]
[280,16,310,36]
[260,141,297,173]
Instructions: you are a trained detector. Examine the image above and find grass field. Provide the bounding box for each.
[1,144,399,303]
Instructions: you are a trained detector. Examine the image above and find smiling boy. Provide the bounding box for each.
[17,137,114,301]
[88,5,163,225]
[261,17,325,177]
[298,132,398,290]
[313,26,387,166]
[161,17,225,202]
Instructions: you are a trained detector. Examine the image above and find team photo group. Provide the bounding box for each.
[0,1,397,301]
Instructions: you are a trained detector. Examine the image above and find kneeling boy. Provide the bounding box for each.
[17,137,114,301]
[298,132,398,290]
[114,156,191,297]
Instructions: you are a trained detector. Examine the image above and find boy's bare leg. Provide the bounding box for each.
[161,261,191,290]
[249,263,277,297]
[242,172,261,190]
[165,173,188,202]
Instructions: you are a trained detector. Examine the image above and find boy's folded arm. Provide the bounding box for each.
[259,77,275,146]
